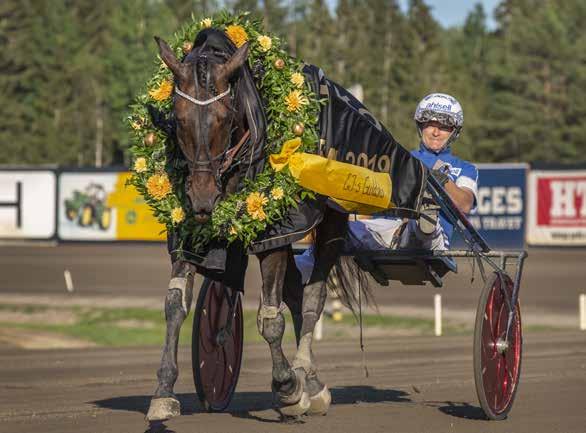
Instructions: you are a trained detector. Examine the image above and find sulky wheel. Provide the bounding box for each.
[192,279,244,412]
[474,272,522,420]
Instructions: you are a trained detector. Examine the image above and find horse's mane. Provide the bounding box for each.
[191,29,267,182]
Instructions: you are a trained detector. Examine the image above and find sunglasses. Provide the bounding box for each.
[423,121,454,132]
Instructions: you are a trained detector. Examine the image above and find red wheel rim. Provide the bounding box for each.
[480,275,522,416]
[193,280,243,411]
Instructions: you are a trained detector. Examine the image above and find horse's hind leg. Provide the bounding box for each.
[293,210,347,415]
[283,246,303,345]
[257,247,309,417]
[284,247,331,415]
[146,260,194,422]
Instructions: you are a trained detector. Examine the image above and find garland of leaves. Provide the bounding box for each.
[127,11,321,252]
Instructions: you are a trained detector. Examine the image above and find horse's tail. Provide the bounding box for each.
[326,252,377,318]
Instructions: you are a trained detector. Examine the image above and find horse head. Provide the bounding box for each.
[155,32,249,223]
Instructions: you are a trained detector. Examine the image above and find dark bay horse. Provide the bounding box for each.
[146,29,354,421]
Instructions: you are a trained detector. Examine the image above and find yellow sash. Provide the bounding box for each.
[270,138,394,213]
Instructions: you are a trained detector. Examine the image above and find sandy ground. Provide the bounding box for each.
[0,332,584,433]
[1,245,585,432]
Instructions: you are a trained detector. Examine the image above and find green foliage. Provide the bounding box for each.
[1,1,585,167]
[128,12,321,250]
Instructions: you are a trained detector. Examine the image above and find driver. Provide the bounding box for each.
[295,92,479,282]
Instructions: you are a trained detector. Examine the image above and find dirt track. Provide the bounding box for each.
[1,244,586,432]
[0,331,584,433]
[1,244,585,318]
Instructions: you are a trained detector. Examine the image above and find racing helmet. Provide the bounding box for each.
[414,93,464,150]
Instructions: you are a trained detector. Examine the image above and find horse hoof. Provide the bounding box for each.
[279,391,310,417]
[308,385,331,415]
[146,397,180,421]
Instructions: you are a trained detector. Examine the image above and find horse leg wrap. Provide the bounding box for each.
[308,384,331,415]
[257,302,287,338]
[146,397,181,421]
[277,368,310,417]
[168,272,194,316]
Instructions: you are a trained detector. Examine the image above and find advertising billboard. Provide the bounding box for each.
[452,164,527,250]
[527,170,586,246]
[58,171,165,241]
[0,170,57,239]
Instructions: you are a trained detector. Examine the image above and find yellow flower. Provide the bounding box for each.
[171,207,185,224]
[271,187,284,200]
[133,157,147,173]
[291,72,304,88]
[200,18,212,28]
[257,35,272,52]
[146,173,172,200]
[149,79,173,101]
[284,90,308,112]
[229,226,238,235]
[225,25,248,48]
[246,192,268,221]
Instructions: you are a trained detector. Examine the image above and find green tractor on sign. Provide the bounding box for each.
[64,183,112,231]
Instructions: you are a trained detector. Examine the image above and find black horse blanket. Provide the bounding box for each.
[168,60,426,287]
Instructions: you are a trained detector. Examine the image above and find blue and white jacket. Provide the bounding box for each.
[411,144,479,246]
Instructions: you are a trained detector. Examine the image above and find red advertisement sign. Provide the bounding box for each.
[536,177,586,226]
[528,171,586,245]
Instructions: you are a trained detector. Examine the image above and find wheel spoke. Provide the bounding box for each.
[486,291,496,341]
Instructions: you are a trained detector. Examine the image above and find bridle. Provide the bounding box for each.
[174,52,248,189]
[175,85,231,106]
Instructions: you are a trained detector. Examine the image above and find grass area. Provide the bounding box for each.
[0,304,293,347]
[0,303,564,348]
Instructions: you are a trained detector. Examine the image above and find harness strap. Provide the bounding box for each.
[219,129,251,175]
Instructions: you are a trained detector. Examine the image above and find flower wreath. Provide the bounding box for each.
[127,11,321,251]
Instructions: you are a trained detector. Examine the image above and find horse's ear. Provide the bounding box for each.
[219,42,249,83]
[154,36,184,78]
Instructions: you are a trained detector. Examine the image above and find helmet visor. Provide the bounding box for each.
[415,110,457,128]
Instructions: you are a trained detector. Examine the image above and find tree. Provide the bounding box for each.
[481,0,582,162]
[295,0,336,74]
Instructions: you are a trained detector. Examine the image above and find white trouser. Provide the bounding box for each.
[295,217,447,285]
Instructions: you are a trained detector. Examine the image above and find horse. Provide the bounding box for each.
[145,28,351,421]
[145,27,426,422]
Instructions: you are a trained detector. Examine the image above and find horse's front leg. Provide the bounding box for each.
[146,260,194,421]
[258,247,310,417]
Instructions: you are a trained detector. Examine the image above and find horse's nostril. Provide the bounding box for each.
[193,212,210,223]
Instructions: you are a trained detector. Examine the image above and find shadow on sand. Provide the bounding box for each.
[425,400,488,420]
[92,385,412,428]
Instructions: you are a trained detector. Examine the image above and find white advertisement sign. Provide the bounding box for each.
[58,173,118,240]
[527,170,586,245]
[0,171,57,239]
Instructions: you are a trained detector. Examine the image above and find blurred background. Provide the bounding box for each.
[1,0,586,346]
[2,0,586,167]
